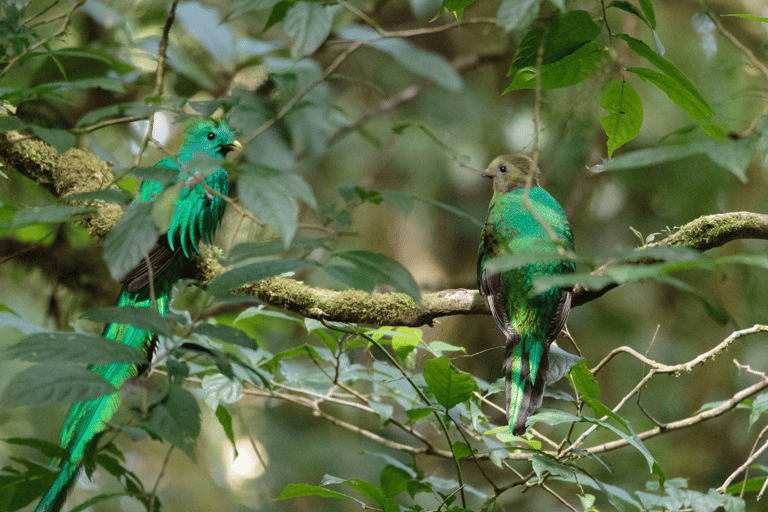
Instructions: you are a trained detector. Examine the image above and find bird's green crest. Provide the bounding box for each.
[180,118,239,158]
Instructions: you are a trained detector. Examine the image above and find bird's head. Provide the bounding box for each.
[181,118,242,158]
[482,154,540,194]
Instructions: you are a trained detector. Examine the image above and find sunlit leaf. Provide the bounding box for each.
[600,79,643,157]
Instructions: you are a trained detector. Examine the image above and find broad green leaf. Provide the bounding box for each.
[214,405,239,457]
[526,408,581,427]
[423,356,477,410]
[331,250,421,301]
[505,40,609,91]
[102,201,159,282]
[451,441,473,460]
[379,190,414,216]
[193,323,260,351]
[28,126,75,153]
[405,406,438,422]
[4,332,146,364]
[143,383,201,460]
[202,374,243,411]
[125,166,178,185]
[342,479,400,512]
[284,2,334,59]
[0,364,115,408]
[208,257,312,296]
[441,0,475,19]
[508,10,601,73]
[608,1,652,29]
[238,164,317,247]
[81,306,174,337]
[177,2,237,69]
[570,360,600,399]
[276,483,354,501]
[3,437,70,460]
[379,464,411,498]
[547,345,582,386]
[617,34,726,140]
[391,327,423,361]
[11,205,90,227]
[600,138,752,182]
[67,189,132,204]
[496,0,540,33]
[600,79,643,157]
[338,26,463,91]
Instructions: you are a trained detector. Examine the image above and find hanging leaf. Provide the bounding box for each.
[143,383,201,460]
[600,79,643,157]
[423,356,477,410]
[284,2,335,59]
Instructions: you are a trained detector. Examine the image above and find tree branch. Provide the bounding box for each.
[5,119,768,326]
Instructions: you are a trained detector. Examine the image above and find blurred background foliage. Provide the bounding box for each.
[3,0,768,511]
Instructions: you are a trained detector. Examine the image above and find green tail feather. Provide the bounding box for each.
[507,335,545,436]
[34,289,170,512]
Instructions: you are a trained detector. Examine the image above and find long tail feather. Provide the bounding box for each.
[507,334,546,436]
[35,291,168,512]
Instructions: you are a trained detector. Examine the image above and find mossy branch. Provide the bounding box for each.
[4,129,768,326]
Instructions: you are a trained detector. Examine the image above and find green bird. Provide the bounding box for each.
[477,154,575,436]
[35,118,239,512]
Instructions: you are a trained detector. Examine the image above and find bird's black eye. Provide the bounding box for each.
[207,131,216,141]
[499,165,507,173]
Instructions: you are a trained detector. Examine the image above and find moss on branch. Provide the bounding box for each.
[4,127,768,326]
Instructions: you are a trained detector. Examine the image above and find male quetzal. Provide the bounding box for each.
[35,118,239,512]
[477,154,575,435]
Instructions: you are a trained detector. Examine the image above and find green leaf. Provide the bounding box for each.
[176,2,236,69]
[505,40,609,91]
[599,137,752,182]
[391,326,423,361]
[102,201,159,282]
[423,356,477,410]
[284,2,334,59]
[638,0,656,28]
[0,364,115,408]
[215,405,239,457]
[441,0,476,19]
[202,374,243,411]
[379,464,411,498]
[608,1,652,29]
[208,257,312,296]
[600,79,643,157]
[4,332,146,365]
[617,34,725,140]
[508,10,601,73]
[342,478,400,512]
[451,441,473,460]
[81,306,174,337]
[3,437,70,460]
[264,1,292,32]
[330,250,421,301]
[338,26,463,91]
[405,406,437,422]
[11,205,90,227]
[496,0,540,32]
[238,164,317,247]
[143,383,201,460]
[27,125,76,153]
[193,323,260,351]
[570,360,600,399]
[723,13,768,23]
[276,483,354,501]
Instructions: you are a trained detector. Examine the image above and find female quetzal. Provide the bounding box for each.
[477,154,575,436]
[35,118,239,512]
